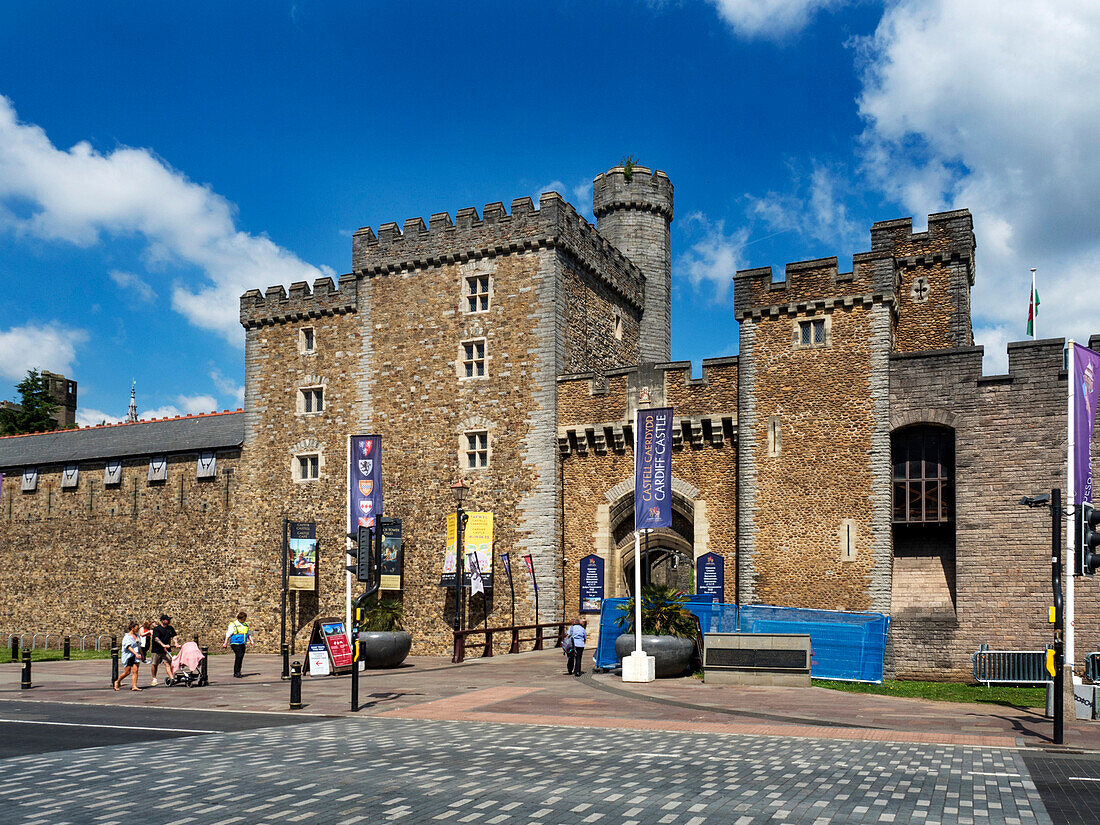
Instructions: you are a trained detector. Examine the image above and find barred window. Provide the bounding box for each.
[466,275,490,313]
[892,426,954,524]
[465,431,488,469]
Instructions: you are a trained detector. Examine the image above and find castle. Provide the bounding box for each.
[1,164,1096,680]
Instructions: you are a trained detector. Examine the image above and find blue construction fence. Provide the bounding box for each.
[593,597,890,683]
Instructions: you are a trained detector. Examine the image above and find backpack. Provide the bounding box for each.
[562,634,574,653]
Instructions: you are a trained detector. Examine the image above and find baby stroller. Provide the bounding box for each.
[164,641,207,687]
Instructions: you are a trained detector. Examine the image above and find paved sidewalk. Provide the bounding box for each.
[3,649,1098,751]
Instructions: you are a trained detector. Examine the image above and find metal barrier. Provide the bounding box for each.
[96,634,112,651]
[6,632,114,653]
[971,646,1051,685]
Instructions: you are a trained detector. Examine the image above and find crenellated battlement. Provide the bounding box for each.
[592,165,674,220]
[350,191,646,310]
[240,274,359,329]
[870,209,974,262]
[732,256,890,321]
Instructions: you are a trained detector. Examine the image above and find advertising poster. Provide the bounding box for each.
[287,521,318,591]
[307,643,330,676]
[635,407,673,530]
[380,518,403,591]
[696,552,725,604]
[441,511,493,588]
[349,435,383,531]
[321,620,353,671]
[579,554,604,613]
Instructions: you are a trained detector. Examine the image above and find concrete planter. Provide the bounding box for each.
[357,631,412,669]
[614,633,694,677]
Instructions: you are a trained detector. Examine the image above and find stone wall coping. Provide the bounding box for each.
[889,346,984,361]
[556,358,739,393]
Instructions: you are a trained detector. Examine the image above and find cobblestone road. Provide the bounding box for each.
[0,716,1058,825]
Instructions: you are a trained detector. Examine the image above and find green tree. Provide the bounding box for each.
[0,369,60,435]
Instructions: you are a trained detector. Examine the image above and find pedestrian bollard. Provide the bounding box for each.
[281,643,290,680]
[10,636,18,664]
[200,646,209,686]
[21,648,31,690]
[351,641,360,713]
[110,644,119,687]
[289,661,302,709]
[63,636,70,661]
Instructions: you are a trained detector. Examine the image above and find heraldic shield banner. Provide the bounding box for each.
[349,435,383,532]
[635,406,673,530]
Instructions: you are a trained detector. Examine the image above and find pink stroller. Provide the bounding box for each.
[165,641,206,687]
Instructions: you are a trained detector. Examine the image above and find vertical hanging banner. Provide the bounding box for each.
[349,435,383,530]
[579,554,604,613]
[287,521,318,591]
[522,553,538,593]
[635,406,674,530]
[500,552,514,589]
[379,518,403,591]
[695,552,725,604]
[441,512,493,587]
[1071,343,1100,505]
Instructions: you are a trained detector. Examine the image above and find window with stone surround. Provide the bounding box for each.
[296,453,320,482]
[465,274,491,313]
[298,387,324,414]
[463,430,489,470]
[299,326,316,354]
[460,339,487,379]
[792,315,831,349]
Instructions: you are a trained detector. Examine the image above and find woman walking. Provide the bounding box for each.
[223,611,252,678]
[113,621,144,691]
[566,617,588,678]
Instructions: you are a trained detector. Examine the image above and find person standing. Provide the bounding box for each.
[566,617,587,678]
[223,611,252,678]
[139,619,153,663]
[113,621,144,691]
[149,614,178,686]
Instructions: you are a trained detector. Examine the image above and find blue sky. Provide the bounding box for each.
[2,1,1098,424]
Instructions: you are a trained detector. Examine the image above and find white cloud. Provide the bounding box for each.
[675,212,750,302]
[535,179,595,221]
[0,95,334,344]
[748,163,860,249]
[0,322,87,382]
[108,269,156,303]
[76,407,124,428]
[707,0,847,39]
[210,368,245,406]
[139,393,219,421]
[856,1,1100,370]
[973,324,1012,375]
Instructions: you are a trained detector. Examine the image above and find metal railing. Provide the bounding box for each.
[972,646,1050,685]
[8,632,114,653]
[452,622,567,664]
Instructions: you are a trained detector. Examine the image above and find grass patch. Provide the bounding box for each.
[812,678,1046,708]
[0,648,112,664]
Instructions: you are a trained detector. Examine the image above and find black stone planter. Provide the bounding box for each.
[614,633,694,678]
[357,631,412,669]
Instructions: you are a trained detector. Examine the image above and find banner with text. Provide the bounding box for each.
[635,406,673,530]
[1072,343,1100,504]
[348,435,383,531]
[441,512,493,588]
[695,551,725,604]
[579,554,604,613]
[287,521,318,591]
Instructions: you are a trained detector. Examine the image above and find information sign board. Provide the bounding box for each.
[307,644,330,676]
[579,554,604,613]
[696,552,725,604]
[309,617,354,674]
[380,518,403,590]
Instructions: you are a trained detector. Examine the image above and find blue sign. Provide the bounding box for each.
[635,406,673,530]
[696,552,724,604]
[349,435,383,531]
[579,554,604,614]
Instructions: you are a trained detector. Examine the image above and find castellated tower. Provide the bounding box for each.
[593,165,674,362]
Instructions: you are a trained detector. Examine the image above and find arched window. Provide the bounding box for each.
[892,426,954,524]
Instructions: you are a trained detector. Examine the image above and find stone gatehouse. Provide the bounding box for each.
[1,164,1097,680]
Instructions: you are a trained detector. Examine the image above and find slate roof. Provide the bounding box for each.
[0,410,244,470]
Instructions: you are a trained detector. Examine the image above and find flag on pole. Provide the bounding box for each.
[1026,270,1040,338]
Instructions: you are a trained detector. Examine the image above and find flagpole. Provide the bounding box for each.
[1067,342,1076,669]
[1031,268,1038,340]
[633,531,643,654]
[346,435,353,642]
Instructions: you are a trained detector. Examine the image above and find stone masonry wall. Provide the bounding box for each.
[0,450,241,645]
[889,338,1100,679]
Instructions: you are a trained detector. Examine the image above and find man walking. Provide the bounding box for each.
[150,614,178,686]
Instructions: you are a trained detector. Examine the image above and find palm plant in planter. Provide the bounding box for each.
[355,597,412,668]
[614,584,698,677]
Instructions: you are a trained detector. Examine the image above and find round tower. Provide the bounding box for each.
[593,164,674,362]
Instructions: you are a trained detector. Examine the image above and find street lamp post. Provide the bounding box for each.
[451,480,470,634]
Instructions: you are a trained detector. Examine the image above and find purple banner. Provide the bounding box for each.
[349,435,383,531]
[635,406,673,530]
[1072,344,1100,505]
[500,552,513,589]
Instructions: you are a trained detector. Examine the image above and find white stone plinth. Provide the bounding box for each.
[622,650,655,683]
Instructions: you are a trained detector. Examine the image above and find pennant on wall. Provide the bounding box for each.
[104,460,123,486]
[148,456,168,482]
[61,465,79,488]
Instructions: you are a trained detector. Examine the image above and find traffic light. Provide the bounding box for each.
[1076,503,1100,576]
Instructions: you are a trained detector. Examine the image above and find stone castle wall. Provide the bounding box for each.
[0,450,241,645]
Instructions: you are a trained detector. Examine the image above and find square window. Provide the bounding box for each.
[300,327,315,353]
[298,454,319,481]
[465,431,489,469]
[465,275,490,313]
[797,318,829,349]
[461,340,486,378]
[300,387,324,413]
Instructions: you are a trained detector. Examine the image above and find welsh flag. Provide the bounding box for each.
[1026,279,1040,337]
